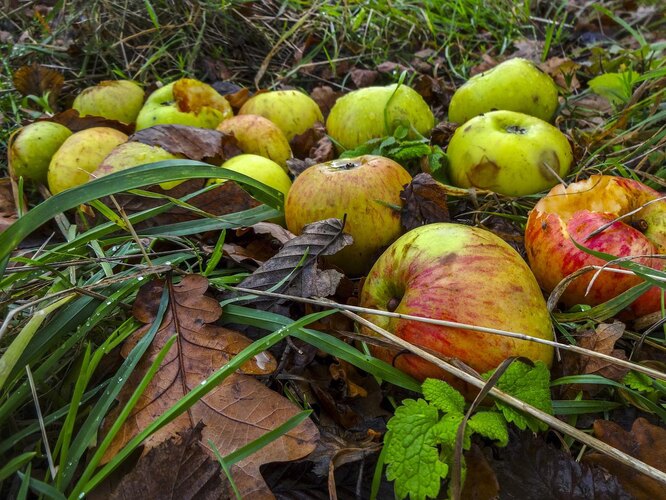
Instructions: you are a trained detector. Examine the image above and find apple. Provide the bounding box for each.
[47,127,128,195]
[210,154,292,200]
[448,58,559,124]
[525,175,666,319]
[216,114,292,170]
[326,83,435,151]
[359,222,554,388]
[285,155,412,276]
[238,90,323,141]
[447,110,573,197]
[135,78,233,131]
[8,121,72,183]
[72,80,145,124]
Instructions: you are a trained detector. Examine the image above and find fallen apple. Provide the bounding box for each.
[216,114,292,170]
[326,83,435,151]
[525,175,666,318]
[238,90,323,141]
[8,121,72,183]
[359,222,554,388]
[72,80,145,124]
[135,78,233,131]
[447,110,573,196]
[285,155,412,276]
[210,154,292,200]
[47,127,128,195]
[448,57,559,124]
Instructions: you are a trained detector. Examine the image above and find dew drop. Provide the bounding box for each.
[106,301,112,306]
[200,379,207,385]
[137,276,144,281]
[165,261,171,266]
[79,492,85,499]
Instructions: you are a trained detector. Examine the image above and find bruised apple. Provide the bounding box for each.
[285,155,412,276]
[8,121,72,183]
[359,223,554,388]
[525,175,666,319]
[72,80,144,123]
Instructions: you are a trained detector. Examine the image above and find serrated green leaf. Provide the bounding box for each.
[385,399,448,500]
[588,71,639,105]
[433,412,470,451]
[468,411,509,447]
[422,378,465,414]
[391,143,432,162]
[622,370,655,393]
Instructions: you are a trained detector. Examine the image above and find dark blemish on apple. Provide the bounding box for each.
[467,158,499,188]
[464,125,472,132]
[387,297,401,312]
[505,125,527,135]
[538,150,560,181]
[631,219,649,233]
[532,95,539,103]
[541,221,548,230]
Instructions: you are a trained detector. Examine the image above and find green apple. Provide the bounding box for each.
[359,223,554,389]
[211,154,292,199]
[72,80,145,123]
[47,127,128,195]
[447,110,573,196]
[216,114,292,171]
[285,155,412,276]
[135,78,233,131]
[8,122,72,183]
[238,90,323,141]
[326,83,435,151]
[448,57,559,124]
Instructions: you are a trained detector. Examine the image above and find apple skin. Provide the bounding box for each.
[212,154,292,200]
[359,223,554,388]
[216,114,292,170]
[447,110,573,196]
[47,127,128,195]
[72,80,145,124]
[326,83,435,151]
[135,79,233,131]
[285,155,412,276]
[238,90,323,141]
[525,175,666,319]
[8,122,72,183]
[448,58,559,124]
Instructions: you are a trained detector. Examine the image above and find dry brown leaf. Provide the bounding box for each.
[350,68,378,88]
[584,418,666,499]
[461,444,499,500]
[101,275,318,499]
[540,57,581,91]
[12,63,64,107]
[400,173,450,231]
[310,86,342,118]
[45,109,135,135]
[0,178,19,234]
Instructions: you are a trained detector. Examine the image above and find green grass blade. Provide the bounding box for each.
[553,281,652,322]
[16,472,67,500]
[552,400,622,415]
[0,452,37,482]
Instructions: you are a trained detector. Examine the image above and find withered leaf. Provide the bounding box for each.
[461,444,499,500]
[287,158,318,178]
[349,68,378,88]
[400,173,450,231]
[0,178,19,234]
[290,122,326,160]
[231,218,353,308]
[46,109,135,135]
[108,423,224,500]
[584,418,666,499]
[102,275,318,499]
[12,63,64,106]
[130,124,242,164]
[310,86,342,118]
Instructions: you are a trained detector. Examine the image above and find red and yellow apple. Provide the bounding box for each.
[447,110,573,196]
[359,222,554,387]
[285,155,412,276]
[326,83,435,151]
[448,57,559,124]
[9,121,72,183]
[525,175,666,318]
[72,80,145,124]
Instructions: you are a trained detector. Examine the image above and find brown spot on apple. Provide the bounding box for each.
[538,150,560,182]
[387,297,401,312]
[467,157,500,189]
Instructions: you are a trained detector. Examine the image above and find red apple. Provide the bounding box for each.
[525,175,666,318]
[359,223,554,387]
[285,155,412,276]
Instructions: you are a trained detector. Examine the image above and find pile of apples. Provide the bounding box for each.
[8,58,665,384]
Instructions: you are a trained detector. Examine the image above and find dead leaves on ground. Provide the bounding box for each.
[100,274,318,499]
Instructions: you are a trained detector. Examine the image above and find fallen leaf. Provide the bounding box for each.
[101,275,318,499]
[400,173,450,231]
[541,57,581,91]
[376,61,409,74]
[310,86,342,118]
[349,68,378,88]
[461,444,499,500]
[510,39,544,62]
[45,109,135,135]
[107,423,224,500]
[585,418,666,499]
[224,86,252,112]
[0,178,19,234]
[310,135,335,164]
[12,63,64,108]
[287,158,318,177]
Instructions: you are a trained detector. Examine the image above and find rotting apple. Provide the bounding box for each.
[135,78,233,131]
[47,127,128,195]
[8,121,72,183]
[447,110,573,197]
[285,155,412,276]
[72,80,145,124]
[238,90,323,141]
[359,222,554,389]
[216,114,292,170]
[326,83,435,151]
[448,57,559,124]
[525,175,666,319]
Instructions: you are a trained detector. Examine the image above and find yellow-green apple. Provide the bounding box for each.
[359,222,554,389]
[447,110,573,196]
[216,114,292,170]
[47,127,128,194]
[525,175,666,319]
[238,90,323,141]
[8,122,72,183]
[326,83,435,151]
[285,155,412,276]
[210,154,292,200]
[72,80,145,123]
[135,78,233,131]
[448,58,559,124]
